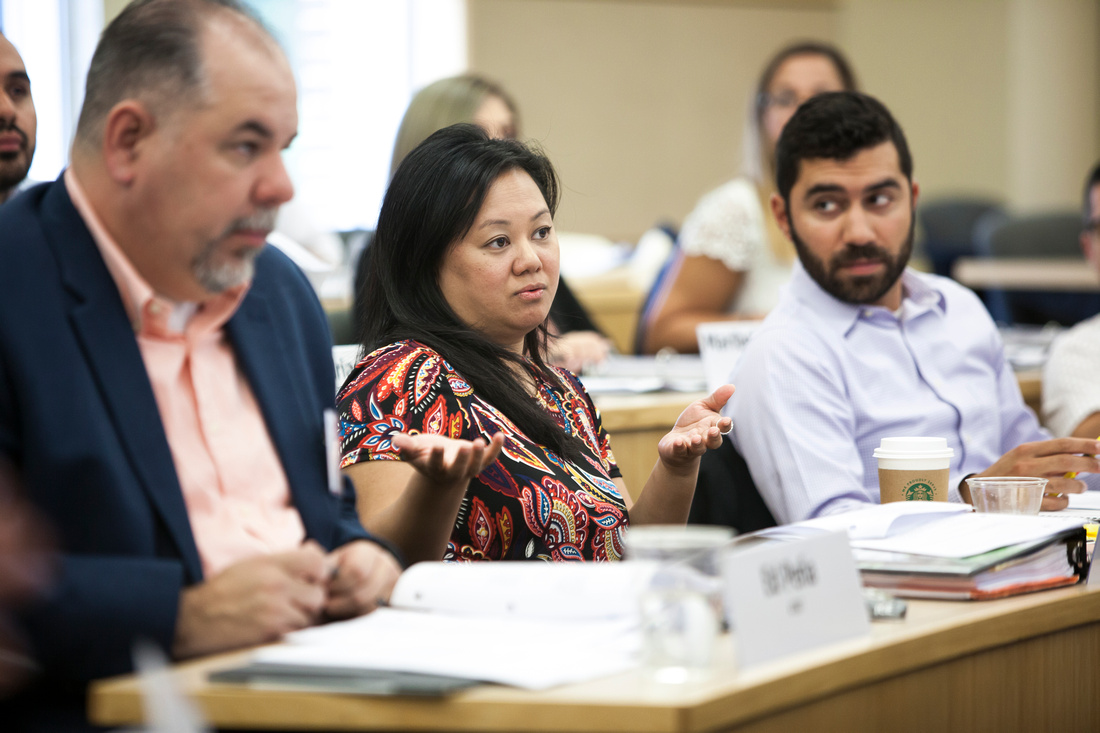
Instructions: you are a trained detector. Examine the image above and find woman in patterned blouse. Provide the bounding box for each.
[338,124,734,563]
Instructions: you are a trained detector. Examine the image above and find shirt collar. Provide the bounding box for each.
[789,260,948,338]
[64,169,248,338]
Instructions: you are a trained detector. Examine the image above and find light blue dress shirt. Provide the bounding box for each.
[730,262,1047,524]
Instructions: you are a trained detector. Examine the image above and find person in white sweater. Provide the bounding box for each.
[1042,161,1100,439]
[643,41,857,354]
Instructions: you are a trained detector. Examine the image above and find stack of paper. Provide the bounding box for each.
[238,562,658,691]
[580,355,707,393]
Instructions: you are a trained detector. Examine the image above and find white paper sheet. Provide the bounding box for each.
[850,513,1085,558]
[257,609,641,690]
[580,355,707,394]
[758,502,971,542]
[387,561,659,620]
[1067,491,1100,511]
[248,563,662,690]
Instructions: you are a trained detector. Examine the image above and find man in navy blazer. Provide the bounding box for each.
[0,1,403,728]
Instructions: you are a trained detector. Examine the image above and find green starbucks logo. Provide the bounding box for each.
[904,480,935,502]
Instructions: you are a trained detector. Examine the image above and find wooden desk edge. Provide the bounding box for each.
[690,586,1100,730]
[89,587,1100,732]
[953,257,1100,292]
[593,392,705,432]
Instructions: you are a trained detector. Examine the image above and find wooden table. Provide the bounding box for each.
[89,585,1100,732]
[593,391,705,500]
[953,257,1100,291]
[570,272,646,355]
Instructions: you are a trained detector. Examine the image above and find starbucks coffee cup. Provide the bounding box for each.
[873,437,954,503]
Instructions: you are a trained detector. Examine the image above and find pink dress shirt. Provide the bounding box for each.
[65,170,306,577]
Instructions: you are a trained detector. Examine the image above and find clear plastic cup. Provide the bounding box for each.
[624,525,733,682]
[965,476,1048,514]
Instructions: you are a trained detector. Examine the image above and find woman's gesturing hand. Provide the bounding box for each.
[392,431,505,489]
[657,384,736,470]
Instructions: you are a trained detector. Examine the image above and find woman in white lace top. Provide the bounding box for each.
[642,42,857,353]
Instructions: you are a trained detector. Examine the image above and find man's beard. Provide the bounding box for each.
[191,208,279,294]
[0,123,33,193]
[789,212,915,306]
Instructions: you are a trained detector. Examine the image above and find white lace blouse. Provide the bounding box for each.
[678,178,791,314]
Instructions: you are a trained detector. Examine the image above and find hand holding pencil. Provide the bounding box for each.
[971,437,1100,512]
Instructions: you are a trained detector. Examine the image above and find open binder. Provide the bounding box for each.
[757,503,1092,601]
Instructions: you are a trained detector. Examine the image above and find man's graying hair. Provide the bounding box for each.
[74,0,273,148]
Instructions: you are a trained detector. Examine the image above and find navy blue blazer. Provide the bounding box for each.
[0,177,379,724]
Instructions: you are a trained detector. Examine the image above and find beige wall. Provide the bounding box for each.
[838,0,1011,205]
[103,0,127,25]
[468,0,837,241]
[1006,0,1100,212]
[470,0,1100,241]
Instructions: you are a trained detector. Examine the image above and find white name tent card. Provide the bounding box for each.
[722,531,870,669]
[332,343,360,390]
[696,321,761,395]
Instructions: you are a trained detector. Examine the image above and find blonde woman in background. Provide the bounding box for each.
[388,75,518,174]
[642,42,858,354]
[356,75,612,373]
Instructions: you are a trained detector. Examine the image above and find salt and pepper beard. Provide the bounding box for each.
[191,208,279,294]
[788,207,915,306]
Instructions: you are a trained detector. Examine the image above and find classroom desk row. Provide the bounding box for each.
[89,584,1100,731]
[953,257,1100,292]
[85,361,1077,732]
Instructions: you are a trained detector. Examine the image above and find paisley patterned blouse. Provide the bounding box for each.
[337,340,628,562]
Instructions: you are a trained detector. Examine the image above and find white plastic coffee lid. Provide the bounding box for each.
[873,436,954,459]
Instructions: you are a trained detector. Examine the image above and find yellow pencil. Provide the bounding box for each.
[1063,435,1100,480]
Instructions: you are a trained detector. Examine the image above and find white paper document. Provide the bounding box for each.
[758,501,971,542]
[577,375,665,394]
[1067,491,1100,511]
[849,513,1086,558]
[256,609,641,690]
[580,355,707,394]
[249,562,660,690]
[386,560,658,619]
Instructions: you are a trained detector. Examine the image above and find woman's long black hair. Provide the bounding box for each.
[355,123,586,462]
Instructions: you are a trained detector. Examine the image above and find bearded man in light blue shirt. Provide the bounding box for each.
[729,91,1099,524]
